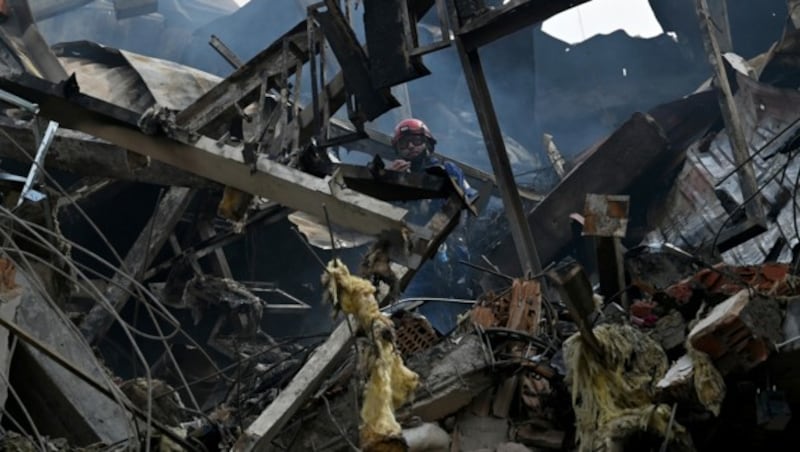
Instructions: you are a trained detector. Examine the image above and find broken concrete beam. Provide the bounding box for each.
[402,334,497,422]
[689,289,783,373]
[7,270,133,445]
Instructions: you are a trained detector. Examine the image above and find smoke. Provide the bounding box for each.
[30,0,781,320]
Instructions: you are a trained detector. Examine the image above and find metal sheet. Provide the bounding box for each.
[119,49,221,111]
[644,76,800,265]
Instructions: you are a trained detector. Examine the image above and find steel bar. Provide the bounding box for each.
[17,120,58,207]
[209,34,245,69]
[0,88,39,113]
[453,37,542,276]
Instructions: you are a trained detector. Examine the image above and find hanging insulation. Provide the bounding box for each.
[564,323,692,451]
[322,259,419,451]
[687,342,726,416]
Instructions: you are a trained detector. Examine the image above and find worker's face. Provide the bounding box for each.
[395,134,428,161]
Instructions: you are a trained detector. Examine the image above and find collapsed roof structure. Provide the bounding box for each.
[0,0,800,451]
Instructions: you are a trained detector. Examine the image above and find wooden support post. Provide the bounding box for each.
[594,238,627,308]
[79,187,195,344]
[707,0,733,53]
[583,194,630,309]
[696,0,763,223]
[548,263,602,358]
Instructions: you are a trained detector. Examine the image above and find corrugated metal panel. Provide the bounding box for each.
[59,54,154,114]
[53,41,222,114]
[119,49,220,111]
[646,75,800,265]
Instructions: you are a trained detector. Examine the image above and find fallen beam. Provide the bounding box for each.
[232,317,357,451]
[1,280,191,448]
[79,186,196,344]
[548,263,603,358]
[487,90,719,276]
[0,76,411,238]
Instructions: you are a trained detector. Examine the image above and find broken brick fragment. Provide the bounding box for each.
[688,289,783,374]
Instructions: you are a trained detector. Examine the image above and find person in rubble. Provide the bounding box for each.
[387,118,478,302]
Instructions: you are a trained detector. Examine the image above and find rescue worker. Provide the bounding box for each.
[388,118,477,300]
[389,118,438,173]
[389,118,477,204]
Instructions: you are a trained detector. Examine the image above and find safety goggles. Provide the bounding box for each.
[396,134,427,149]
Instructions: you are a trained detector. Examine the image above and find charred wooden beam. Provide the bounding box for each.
[3,0,67,83]
[707,0,733,53]
[209,34,244,69]
[696,0,764,228]
[232,317,357,452]
[583,194,630,309]
[363,0,430,89]
[312,0,399,122]
[335,162,451,202]
[455,0,592,51]
[548,263,603,358]
[79,187,196,344]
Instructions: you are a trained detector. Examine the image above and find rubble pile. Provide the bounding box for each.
[1,0,800,451]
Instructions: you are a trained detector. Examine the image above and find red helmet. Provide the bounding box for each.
[392,118,436,147]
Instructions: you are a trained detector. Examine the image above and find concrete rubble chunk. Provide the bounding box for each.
[689,289,783,373]
[9,272,134,446]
